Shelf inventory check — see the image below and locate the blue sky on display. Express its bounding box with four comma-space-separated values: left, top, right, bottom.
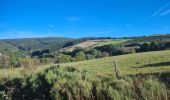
0, 0, 170, 39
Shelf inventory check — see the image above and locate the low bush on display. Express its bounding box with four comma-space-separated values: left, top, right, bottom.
0, 65, 168, 100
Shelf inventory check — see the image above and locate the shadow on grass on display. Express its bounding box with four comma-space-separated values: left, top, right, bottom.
130, 72, 170, 88
136, 61, 170, 68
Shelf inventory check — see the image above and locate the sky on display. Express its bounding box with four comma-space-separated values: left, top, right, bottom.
0, 0, 170, 39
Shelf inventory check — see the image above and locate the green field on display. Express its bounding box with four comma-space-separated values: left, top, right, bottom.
1, 50, 170, 99
62, 39, 128, 52
1, 50, 170, 79
62, 50, 170, 76
94, 39, 128, 47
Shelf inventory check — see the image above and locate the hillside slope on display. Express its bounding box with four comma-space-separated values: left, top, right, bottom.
1, 50, 170, 78
62, 50, 170, 76
0, 42, 19, 53
61, 39, 128, 52
125, 34, 170, 44
0, 37, 74, 52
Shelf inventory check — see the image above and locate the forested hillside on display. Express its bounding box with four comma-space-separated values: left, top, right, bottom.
0, 42, 19, 53
0, 37, 75, 52
125, 34, 170, 44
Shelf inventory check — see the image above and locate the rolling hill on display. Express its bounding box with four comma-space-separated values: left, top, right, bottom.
125, 34, 170, 44
0, 37, 114, 53
0, 41, 19, 53
0, 43, 170, 100
61, 39, 128, 52
61, 50, 170, 76
1, 34, 170, 54
0, 37, 75, 52
1, 49, 170, 79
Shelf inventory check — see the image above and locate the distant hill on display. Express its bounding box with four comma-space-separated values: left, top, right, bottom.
125, 34, 170, 44
1, 34, 170, 54
0, 37, 114, 54
0, 41, 19, 53
61, 39, 128, 52
0, 37, 75, 52
63, 37, 114, 48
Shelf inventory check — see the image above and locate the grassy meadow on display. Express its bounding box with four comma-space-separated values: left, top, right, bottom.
1, 50, 170, 79
94, 39, 129, 47
0, 50, 170, 100
61, 50, 170, 76
61, 39, 128, 52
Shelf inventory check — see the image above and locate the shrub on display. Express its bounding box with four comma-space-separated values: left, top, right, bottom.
0, 54, 10, 69
55, 54, 73, 63
101, 52, 110, 57
19, 58, 36, 73
0, 66, 168, 100
150, 41, 159, 51
75, 51, 86, 61
139, 42, 150, 52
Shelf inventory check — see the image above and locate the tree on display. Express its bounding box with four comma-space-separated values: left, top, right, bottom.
150, 41, 159, 51
71, 47, 84, 57
9, 53, 19, 68
119, 47, 136, 54
75, 51, 86, 61
139, 42, 150, 52
86, 54, 93, 60
55, 54, 73, 63
0, 54, 9, 69
19, 58, 31, 68
101, 52, 110, 57
86, 49, 102, 59
164, 42, 170, 49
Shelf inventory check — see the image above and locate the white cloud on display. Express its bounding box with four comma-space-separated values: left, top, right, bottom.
84, 30, 114, 36
96, 30, 114, 34
0, 29, 66, 39
67, 17, 81, 21
160, 9, 170, 16
48, 24, 55, 29
46, 24, 55, 33
151, 2, 170, 17
0, 29, 36, 39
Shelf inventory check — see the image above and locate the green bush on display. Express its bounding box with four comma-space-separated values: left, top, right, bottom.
55, 54, 73, 63
0, 66, 168, 100
75, 51, 86, 61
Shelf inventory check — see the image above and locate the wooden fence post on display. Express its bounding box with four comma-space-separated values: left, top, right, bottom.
113, 60, 120, 77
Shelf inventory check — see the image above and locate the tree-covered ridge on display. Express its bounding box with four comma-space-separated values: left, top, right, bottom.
125, 34, 170, 44
0, 37, 75, 52
0, 42, 19, 53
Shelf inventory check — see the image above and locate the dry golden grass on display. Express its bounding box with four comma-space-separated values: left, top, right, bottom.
61, 39, 128, 52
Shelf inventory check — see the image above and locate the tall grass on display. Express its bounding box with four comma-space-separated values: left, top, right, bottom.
0, 65, 168, 100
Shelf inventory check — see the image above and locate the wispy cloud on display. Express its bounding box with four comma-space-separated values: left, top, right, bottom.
0, 29, 36, 39
151, 2, 170, 17
46, 24, 55, 33
0, 29, 66, 39
160, 9, 170, 16
48, 24, 55, 29
67, 17, 81, 21
95, 30, 114, 34
0, 24, 57, 39
84, 30, 114, 36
